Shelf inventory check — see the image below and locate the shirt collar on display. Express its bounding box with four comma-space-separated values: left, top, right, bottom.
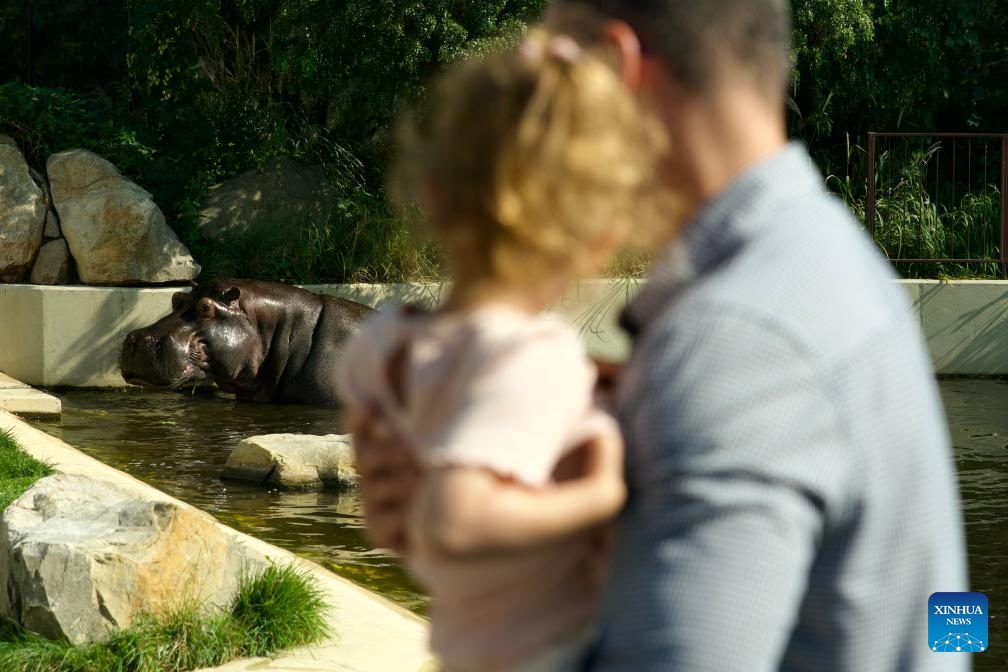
621, 141, 825, 337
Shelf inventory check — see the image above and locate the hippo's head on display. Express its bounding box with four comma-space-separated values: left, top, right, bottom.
119, 281, 262, 393
121, 278, 372, 403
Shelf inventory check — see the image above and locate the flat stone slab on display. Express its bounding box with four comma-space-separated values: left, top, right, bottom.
0, 372, 60, 418
223, 434, 358, 491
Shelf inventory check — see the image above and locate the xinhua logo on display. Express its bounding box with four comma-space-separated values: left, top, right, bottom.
929, 592, 988, 653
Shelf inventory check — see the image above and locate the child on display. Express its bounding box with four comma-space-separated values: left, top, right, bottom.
338, 25, 670, 672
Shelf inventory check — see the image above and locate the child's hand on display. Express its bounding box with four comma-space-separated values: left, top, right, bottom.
348, 405, 422, 554
578, 426, 627, 518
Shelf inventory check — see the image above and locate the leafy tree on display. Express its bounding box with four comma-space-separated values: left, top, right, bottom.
790, 0, 1006, 154
0, 1, 128, 90
790, 0, 874, 142
123, 0, 545, 185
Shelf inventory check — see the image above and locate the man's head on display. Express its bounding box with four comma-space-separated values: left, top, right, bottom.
556, 0, 793, 102
547, 1, 793, 204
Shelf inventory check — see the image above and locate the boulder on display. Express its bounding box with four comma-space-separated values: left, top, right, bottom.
0, 473, 252, 645
223, 433, 358, 491
30, 238, 70, 285
0, 134, 18, 149
47, 149, 200, 285
42, 208, 62, 239
198, 156, 336, 239
0, 144, 46, 282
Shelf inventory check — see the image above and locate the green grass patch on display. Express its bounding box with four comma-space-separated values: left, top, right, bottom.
231, 562, 330, 657
0, 562, 329, 672
0, 428, 56, 511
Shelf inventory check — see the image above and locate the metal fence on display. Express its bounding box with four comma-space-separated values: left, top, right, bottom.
865, 132, 1008, 277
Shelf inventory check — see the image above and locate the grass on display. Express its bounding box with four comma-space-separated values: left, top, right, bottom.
0, 428, 55, 510
0, 562, 329, 672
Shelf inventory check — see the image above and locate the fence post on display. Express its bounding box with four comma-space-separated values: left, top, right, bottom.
866, 132, 877, 240
1001, 135, 1007, 278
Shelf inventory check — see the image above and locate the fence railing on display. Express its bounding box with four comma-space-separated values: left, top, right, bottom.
865, 132, 1008, 278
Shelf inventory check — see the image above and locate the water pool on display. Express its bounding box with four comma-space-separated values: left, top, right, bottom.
32, 388, 426, 613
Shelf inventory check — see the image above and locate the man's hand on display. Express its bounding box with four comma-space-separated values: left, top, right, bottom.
348, 407, 421, 554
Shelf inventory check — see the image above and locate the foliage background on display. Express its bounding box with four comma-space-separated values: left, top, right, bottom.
0, 0, 1005, 280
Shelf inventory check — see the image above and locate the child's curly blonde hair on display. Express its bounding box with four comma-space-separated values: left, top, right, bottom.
391, 24, 670, 291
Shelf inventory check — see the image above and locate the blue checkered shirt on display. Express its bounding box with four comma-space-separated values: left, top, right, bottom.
590, 143, 970, 671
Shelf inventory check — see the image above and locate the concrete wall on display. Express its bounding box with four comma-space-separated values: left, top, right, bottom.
902, 280, 1008, 376
0, 285, 184, 387
0, 279, 1005, 386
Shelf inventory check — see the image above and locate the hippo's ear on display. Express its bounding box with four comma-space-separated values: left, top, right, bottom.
223, 287, 241, 304
171, 292, 191, 310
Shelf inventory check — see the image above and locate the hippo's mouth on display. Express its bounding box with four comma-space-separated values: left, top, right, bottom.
162, 336, 210, 389
121, 334, 210, 390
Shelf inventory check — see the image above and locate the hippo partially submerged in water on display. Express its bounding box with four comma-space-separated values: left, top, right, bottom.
119, 279, 374, 404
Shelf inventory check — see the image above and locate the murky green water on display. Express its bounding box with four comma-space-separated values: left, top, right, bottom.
940, 378, 1008, 670
31, 380, 1007, 667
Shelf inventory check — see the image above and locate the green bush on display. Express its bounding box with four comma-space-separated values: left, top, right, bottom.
193, 187, 445, 284
0, 82, 208, 238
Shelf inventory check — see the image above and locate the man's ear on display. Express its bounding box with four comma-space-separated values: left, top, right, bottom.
602, 20, 643, 90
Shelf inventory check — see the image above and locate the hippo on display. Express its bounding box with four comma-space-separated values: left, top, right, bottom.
119, 279, 374, 404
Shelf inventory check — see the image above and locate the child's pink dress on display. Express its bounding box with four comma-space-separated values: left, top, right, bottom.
337, 303, 617, 671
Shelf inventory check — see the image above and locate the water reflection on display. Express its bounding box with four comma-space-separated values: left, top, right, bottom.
32, 380, 1007, 666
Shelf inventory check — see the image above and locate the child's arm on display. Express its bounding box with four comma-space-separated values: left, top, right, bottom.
409, 424, 625, 557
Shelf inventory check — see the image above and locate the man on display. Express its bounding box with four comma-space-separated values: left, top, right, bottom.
354, 1, 969, 669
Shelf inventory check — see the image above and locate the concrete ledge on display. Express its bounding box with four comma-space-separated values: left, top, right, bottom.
1, 279, 1007, 382
0, 408, 435, 671
0, 372, 61, 419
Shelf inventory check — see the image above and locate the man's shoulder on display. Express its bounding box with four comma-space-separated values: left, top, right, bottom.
662, 191, 913, 366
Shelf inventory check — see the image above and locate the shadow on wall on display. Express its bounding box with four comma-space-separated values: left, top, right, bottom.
62, 287, 176, 387
0, 285, 182, 388
913, 282, 1008, 375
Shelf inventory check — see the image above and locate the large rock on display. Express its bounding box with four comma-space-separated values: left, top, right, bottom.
198, 156, 336, 239
0, 143, 46, 282
42, 208, 62, 239
30, 238, 70, 285
47, 149, 200, 284
0, 473, 252, 645
223, 433, 358, 491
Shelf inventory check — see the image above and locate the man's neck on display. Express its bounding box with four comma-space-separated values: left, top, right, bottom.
650, 78, 789, 210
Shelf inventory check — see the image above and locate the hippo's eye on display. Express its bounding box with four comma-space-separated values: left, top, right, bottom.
196, 298, 215, 319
